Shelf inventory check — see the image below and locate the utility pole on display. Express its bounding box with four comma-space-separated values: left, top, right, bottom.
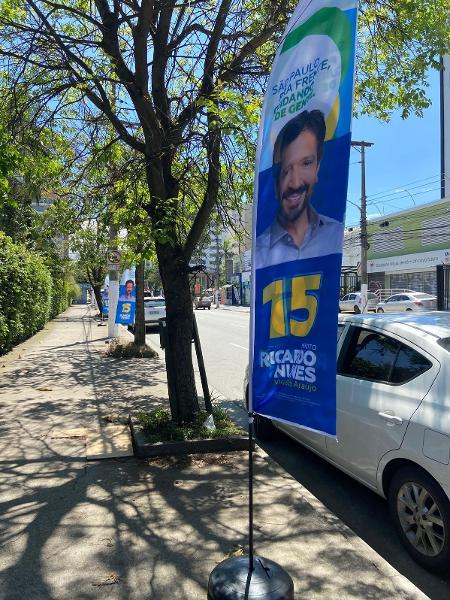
351, 140, 373, 313
215, 233, 220, 309
107, 225, 119, 339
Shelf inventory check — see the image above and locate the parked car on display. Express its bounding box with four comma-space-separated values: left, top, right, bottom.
194, 296, 212, 310
376, 292, 437, 313
245, 312, 450, 572
144, 296, 166, 328
339, 291, 378, 313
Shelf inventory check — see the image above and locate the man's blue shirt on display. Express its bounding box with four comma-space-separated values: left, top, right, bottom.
255, 208, 343, 269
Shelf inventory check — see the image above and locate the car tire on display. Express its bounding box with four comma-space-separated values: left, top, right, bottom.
254, 413, 277, 441
208, 306, 211, 310
353, 305, 361, 314
388, 465, 450, 573
377, 308, 384, 313
406, 308, 413, 311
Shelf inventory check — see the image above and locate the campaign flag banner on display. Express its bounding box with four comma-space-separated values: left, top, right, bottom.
101, 285, 109, 315
102, 298, 109, 316
115, 268, 136, 325
250, 0, 358, 436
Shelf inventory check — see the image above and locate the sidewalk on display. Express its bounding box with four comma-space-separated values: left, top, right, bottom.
216, 304, 250, 313
0, 305, 428, 600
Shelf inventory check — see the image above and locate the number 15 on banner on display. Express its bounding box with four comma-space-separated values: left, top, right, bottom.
263, 274, 322, 339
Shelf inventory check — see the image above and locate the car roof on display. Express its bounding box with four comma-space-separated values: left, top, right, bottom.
338, 311, 450, 341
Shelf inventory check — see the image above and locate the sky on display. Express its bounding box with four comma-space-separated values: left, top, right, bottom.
345, 68, 443, 228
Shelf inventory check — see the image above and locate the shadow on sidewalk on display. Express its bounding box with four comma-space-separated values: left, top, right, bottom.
0, 448, 396, 600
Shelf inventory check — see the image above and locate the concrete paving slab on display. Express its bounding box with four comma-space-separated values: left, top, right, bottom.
86, 424, 133, 460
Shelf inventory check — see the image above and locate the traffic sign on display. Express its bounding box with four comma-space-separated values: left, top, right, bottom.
108, 250, 121, 264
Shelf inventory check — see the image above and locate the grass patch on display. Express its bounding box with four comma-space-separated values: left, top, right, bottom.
135, 407, 245, 443
105, 340, 157, 359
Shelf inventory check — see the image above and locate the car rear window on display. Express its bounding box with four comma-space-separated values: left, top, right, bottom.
145, 299, 165, 307
390, 344, 432, 383
339, 330, 399, 382
339, 326, 432, 384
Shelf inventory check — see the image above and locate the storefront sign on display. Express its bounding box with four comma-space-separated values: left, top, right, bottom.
368, 248, 450, 273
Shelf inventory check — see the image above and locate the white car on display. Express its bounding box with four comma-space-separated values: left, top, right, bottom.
247, 312, 450, 572
376, 292, 437, 313
144, 296, 166, 328
339, 291, 378, 313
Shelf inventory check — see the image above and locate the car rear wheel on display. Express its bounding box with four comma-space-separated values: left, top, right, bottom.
254, 413, 277, 441
377, 308, 384, 313
406, 308, 413, 311
388, 466, 450, 573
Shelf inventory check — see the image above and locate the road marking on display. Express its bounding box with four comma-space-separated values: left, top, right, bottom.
230, 343, 248, 351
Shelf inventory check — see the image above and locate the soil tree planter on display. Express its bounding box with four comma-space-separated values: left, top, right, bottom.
129, 415, 253, 458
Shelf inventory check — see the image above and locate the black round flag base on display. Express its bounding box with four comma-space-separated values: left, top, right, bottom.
207, 555, 294, 600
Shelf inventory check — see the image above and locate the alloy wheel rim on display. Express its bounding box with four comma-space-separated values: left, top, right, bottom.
397, 482, 445, 557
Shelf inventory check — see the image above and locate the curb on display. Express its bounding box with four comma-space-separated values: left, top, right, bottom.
129, 415, 253, 458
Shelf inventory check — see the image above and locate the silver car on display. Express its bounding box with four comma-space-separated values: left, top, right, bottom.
144, 296, 166, 327
376, 292, 437, 313
245, 312, 450, 573
339, 291, 378, 313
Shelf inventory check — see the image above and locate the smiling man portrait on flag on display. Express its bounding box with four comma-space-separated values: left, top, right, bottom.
250, 0, 358, 436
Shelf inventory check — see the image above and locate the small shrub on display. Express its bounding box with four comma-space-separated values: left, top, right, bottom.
136, 407, 244, 443
105, 340, 157, 359
0, 232, 52, 354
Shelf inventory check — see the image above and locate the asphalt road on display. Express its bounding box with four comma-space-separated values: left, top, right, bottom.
147, 307, 250, 402
147, 308, 450, 598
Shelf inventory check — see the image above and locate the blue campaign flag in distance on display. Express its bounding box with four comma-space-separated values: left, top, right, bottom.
250, 0, 358, 436
115, 270, 136, 325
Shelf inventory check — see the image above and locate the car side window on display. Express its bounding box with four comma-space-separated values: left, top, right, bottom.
391, 344, 432, 384
342, 294, 349, 301
339, 326, 433, 385
339, 328, 399, 382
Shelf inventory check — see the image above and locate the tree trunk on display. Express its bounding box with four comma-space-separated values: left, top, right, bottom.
134, 261, 146, 345
157, 241, 199, 424
92, 284, 103, 314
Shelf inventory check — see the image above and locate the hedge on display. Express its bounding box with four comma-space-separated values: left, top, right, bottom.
0, 232, 54, 354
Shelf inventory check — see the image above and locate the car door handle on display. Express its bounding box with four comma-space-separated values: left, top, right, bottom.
378, 411, 403, 425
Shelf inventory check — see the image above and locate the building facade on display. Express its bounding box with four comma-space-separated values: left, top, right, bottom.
367, 197, 450, 294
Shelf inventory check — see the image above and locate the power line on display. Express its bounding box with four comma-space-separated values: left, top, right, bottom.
364, 173, 448, 201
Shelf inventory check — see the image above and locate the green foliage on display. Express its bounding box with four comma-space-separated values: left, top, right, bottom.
46, 259, 79, 317
0, 232, 52, 354
356, 0, 450, 119
136, 407, 244, 443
